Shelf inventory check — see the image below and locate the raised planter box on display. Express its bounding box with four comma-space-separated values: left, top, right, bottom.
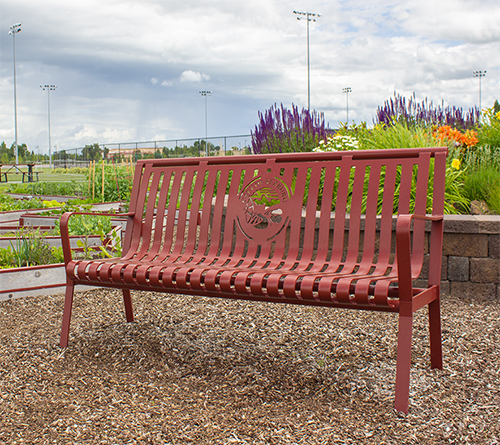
6, 193, 80, 202
19, 213, 126, 230
0, 234, 102, 249
0, 264, 99, 301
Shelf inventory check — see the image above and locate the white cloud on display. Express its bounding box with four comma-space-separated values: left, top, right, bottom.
398, 0, 500, 44
0, 0, 498, 150
179, 70, 211, 83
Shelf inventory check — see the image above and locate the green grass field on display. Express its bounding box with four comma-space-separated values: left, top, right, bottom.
0, 167, 87, 193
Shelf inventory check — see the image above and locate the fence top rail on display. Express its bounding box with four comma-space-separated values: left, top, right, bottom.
58, 134, 252, 154
136, 146, 448, 168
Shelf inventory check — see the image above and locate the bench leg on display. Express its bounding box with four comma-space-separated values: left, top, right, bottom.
123, 289, 134, 322
428, 299, 443, 369
394, 314, 413, 414
60, 281, 75, 348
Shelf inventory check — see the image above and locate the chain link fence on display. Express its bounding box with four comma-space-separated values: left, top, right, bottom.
53, 135, 252, 168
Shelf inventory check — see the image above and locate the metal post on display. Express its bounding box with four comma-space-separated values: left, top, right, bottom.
199, 91, 212, 156
9, 23, 21, 164
306, 16, 310, 110
40, 85, 57, 168
473, 70, 486, 121
293, 11, 320, 110
342, 87, 352, 124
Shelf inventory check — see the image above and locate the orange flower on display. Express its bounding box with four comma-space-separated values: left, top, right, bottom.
433, 126, 478, 149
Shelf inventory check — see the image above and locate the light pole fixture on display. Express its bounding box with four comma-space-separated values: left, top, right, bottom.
199, 91, 212, 156
8, 23, 21, 164
293, 10, 321, 110
473, 70, 486, 120
40, 85, 57, 168
342, 87, 352, 124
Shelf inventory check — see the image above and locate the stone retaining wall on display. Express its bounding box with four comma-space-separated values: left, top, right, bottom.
416, 215, 500, 300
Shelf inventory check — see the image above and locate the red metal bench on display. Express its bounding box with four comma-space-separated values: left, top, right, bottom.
59, 147, 447, 413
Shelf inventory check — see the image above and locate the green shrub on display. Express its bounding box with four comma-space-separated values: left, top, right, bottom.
478, 108, 500, 148
5, 181, 86, 197
463, 166, 500, 214
359, 122, 439, 150
87, 164, 132, 202
50, 167, 88, 175
53, 214, 113, 236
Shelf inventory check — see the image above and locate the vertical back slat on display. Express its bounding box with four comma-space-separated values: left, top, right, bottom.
135, 168, 163, 259
195, 164, 217, 260
169, 169, 194, 256
330, 157, 352, 266
148, 169, 172, 259
123, 164, 154, 259
299, 164, 323, 266
397, 162, 414, 215
183, 168, 207, 258
205, 167, 231, 259
284, 164, 309, 265
311, 162, 337, 270
408, 153, 431, 275
360, 162, 382, 267
432, 152, 447, 215
343, 163, 367, 271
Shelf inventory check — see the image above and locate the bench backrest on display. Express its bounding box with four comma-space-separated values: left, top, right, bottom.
123, 148, 447, 278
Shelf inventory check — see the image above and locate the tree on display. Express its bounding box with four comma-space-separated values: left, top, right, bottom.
82, 143, 102, 161
493, 100, 500, 114
10, 142, 31, 163
0, 142, 11, 162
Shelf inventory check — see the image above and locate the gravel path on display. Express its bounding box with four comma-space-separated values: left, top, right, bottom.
0, 289, 499, 444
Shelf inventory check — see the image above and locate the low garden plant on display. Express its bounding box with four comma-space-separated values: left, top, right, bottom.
251, 103, 331, 154
0, 192, 62, 212
0, 228, 64, 269
252, 98, 500, 215
4, 180, 86, 197
0, 212, 121, 269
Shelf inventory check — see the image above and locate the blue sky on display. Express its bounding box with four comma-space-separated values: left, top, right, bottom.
1, 0, 499, 154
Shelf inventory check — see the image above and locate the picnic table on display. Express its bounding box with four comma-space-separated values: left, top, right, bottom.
0, 164, 40, 183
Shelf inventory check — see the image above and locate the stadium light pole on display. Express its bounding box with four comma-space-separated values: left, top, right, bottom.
342, 87, 352, 124
9, 23, 21, 164
40, 85, 57, 168
293, 11, 321, 110
199, 91, 212, 156
473, 70, 486, 121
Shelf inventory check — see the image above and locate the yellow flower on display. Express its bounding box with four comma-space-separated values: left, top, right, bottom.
451, 158, 461, 170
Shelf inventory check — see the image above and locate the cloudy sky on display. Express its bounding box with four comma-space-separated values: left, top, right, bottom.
1, 0, 499, 154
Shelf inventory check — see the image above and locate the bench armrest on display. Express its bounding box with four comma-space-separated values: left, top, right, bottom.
396, 214, 444, 304
60, 211, 134, 265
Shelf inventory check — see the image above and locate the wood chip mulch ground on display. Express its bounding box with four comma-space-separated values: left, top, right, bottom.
0, 289, 499, 444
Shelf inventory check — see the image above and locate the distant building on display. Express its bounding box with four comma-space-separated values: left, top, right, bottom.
107, 147, 159, 160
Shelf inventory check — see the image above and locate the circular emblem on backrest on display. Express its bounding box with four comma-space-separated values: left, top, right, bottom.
236, 175, 292, 241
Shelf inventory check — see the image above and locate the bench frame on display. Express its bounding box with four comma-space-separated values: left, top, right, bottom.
59, 147, 448, 413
